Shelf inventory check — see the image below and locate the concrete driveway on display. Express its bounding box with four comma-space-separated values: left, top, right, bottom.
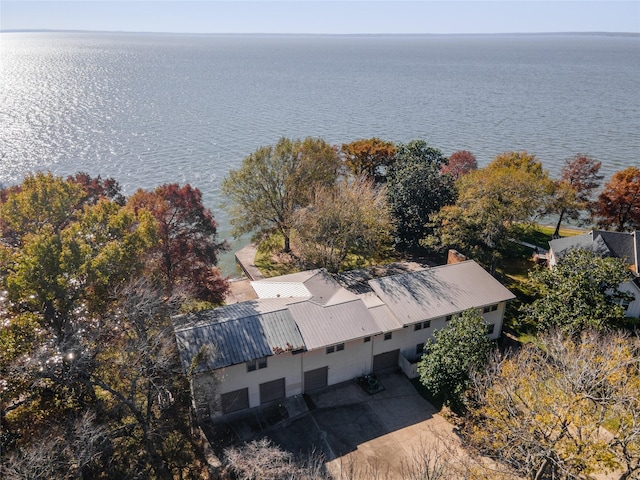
226, 372, 464, 479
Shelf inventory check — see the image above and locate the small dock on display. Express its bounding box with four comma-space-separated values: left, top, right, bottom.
224, 244, 264, 305
234, 243, 265, 281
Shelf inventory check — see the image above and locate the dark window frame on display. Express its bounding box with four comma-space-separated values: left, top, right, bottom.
247, 356, 268, 372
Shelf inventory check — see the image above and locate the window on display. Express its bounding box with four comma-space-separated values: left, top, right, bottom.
326, 346, 335, 354
615, 296, 631, 311
483, 304, 499, 313
336, 343, 345, 352
423, 320, 431, 328
414, 323, 422, 331
486, 324, 495, 335
326, 343, 344, 354
416, 343, 425, 356
445, 315, 453, 322
247, 356, 268, 372
384, 332, 392, 341
363, 336, 371, 343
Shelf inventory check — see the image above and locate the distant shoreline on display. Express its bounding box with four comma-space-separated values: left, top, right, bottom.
2, 29, 639, 38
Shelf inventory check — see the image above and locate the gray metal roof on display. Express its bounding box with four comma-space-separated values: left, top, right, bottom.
368, 303, 404, 332
368, 260, 515, 325
303, 270, 344, 305
173, 261, 516, 373
288, 298, 382, 350
174, 301, 304, 373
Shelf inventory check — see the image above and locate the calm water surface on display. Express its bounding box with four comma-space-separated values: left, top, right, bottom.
1, 33, 639, 274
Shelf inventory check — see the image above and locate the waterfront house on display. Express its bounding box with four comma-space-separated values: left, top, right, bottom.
548, 230, 640, 317
173, 260, 515, 418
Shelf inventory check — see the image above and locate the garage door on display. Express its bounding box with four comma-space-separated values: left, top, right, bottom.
221, 388, 249, 414
373, 349, 399, 373
304, 367, 328, 392
259, 378, 286, 405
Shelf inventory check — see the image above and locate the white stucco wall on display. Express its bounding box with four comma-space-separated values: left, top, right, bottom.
214, 350, 303, 412
302, 337, 373, 387
371, 328, 404, 356
482, 302, 506, 340
197, 302, 509, 418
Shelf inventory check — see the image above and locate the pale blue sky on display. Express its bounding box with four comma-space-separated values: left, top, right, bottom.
2, 1, 639, 34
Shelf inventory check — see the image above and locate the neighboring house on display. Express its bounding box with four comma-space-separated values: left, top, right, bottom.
173, 260, 515, 419
548, 230, 640, 317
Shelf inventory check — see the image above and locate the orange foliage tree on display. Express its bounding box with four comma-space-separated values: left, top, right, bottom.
592, 166, 640, 231
341, 137, 396, 182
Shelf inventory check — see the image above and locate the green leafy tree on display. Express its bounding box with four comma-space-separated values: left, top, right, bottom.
0, 171, 84, 244
293, 177, 394, 273
341, 137, 396, 182
523, 248, 632, 333
386, 140, 455, 250
417, 309, 492, 411
222, 137, 341, 252
427, 151, 554, 270
3, 200, 157, 334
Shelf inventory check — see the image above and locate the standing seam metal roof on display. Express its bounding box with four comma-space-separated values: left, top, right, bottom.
174, 305, 304, 373
288, 298, 382, 350
368, 260, 516, 325
173, 261, 515, 373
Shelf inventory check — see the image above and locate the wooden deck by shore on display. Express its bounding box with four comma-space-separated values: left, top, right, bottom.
224, 244, 264, 305
234, 243, 264, 281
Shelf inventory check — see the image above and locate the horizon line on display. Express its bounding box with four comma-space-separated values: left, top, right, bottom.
2, 29, 639, 37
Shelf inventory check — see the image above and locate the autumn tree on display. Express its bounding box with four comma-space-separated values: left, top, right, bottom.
128, 183, 229, 304
341, 137, 396, 182
222, 137, 341, 252
293, 177, 394, 273
441, 150, 477, 180
0, 171, 84, 243
523, 248, 632, 333
427, 151, 554, 270
417, 309, 492, 411
592, 166, 640, 231
67, 171, 126, 206
465, 329, 640, 480
1, 173, 214, 479
548, 154, 602, 237
2, 190, 157, 333
386, 140, 456, 250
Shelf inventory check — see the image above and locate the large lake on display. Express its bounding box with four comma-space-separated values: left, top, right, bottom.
1, 32, 639, 274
